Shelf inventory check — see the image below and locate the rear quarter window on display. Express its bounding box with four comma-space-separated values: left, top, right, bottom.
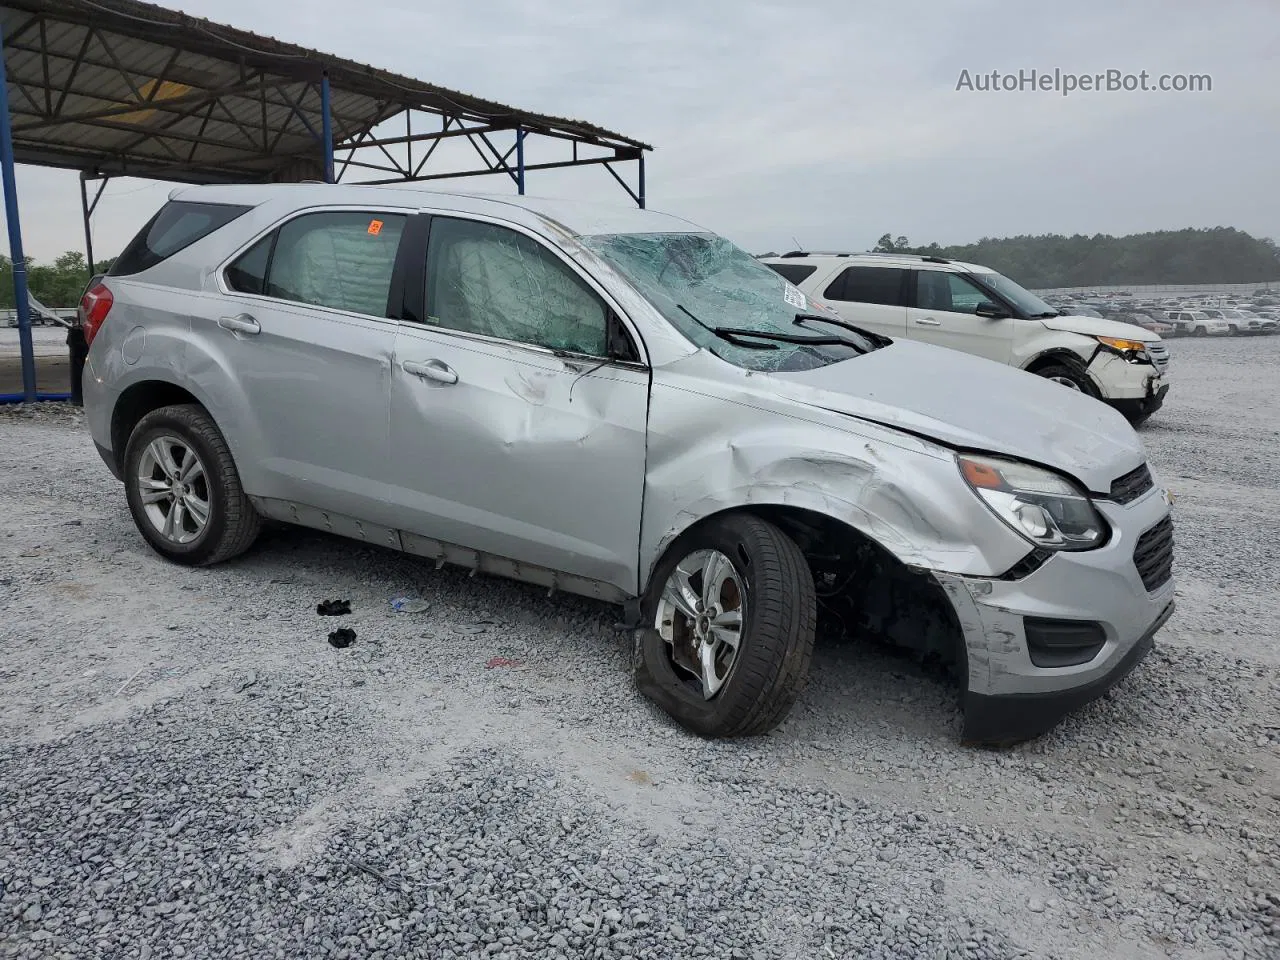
765, 262, 818, 285
110, 200, 252, 277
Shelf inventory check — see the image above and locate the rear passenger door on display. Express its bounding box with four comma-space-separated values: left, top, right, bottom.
818, 265, 908, 337
208, 208, 410, 520
905, 270, 1013, 363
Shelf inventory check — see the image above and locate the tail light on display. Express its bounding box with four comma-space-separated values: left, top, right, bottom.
79, 281, 114, 346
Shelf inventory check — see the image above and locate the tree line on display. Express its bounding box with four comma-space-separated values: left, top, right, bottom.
0, 253, 116, 309
868, 227, 1280, 288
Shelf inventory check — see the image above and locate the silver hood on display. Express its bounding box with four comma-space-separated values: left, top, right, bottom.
767, 339, 1145, 494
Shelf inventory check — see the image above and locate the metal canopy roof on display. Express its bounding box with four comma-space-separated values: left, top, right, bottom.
0, 0, 651, 191
0, 0, 653, 403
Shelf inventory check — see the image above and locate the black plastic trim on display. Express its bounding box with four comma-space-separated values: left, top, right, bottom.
1024, 617, 1107, 668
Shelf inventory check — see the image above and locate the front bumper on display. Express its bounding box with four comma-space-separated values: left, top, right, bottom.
1109, 382, 1169, 422
960, 601, 1171, 743
1086, 350, 1168, 407
934, 486, 1175, 743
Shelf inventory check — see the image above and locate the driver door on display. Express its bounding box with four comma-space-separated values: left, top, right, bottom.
906, 270, 1013, 363
388, 215, 650, 595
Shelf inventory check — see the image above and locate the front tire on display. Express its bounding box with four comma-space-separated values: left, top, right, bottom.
1034, 360, 1096, 396
635, 513, 817, 738
123, 404, 260, 566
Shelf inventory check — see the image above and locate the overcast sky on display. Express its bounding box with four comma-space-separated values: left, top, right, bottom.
4, 0, 1278, 262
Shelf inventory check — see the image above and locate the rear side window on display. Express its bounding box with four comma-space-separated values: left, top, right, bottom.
226, 211, 407, 317
824, 266, 907, 306
765, 262, 817, 285
110, 201, 251, 277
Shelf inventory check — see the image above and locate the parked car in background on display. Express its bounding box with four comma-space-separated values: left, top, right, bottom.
762, 252, 1170, 425
1072, 305, 1107, 319
1167, 311, 1230, 336
1202, 309, 1272, 335
81, 184, 1176, 745
1120, 313, 1175, 336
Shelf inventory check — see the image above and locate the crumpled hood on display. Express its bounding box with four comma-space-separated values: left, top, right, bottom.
767, 339, 1144, 493
1040, 313, 1161, 342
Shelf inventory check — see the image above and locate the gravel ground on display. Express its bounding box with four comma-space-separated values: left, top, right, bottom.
1, 336, 1277, 960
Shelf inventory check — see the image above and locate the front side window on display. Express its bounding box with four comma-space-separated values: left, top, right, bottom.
257, 211, 407, 317
425, 217, 607, 356
581, 232, 877, 372
916, 271, 990, 314
970, 270, 1058, 318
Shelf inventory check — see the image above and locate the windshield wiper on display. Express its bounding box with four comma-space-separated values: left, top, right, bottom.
1030, 310, 1060, 319
676, 304, 865, 351
793, 312, 890, 349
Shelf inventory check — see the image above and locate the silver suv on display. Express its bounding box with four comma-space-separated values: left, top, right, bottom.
82, 185, 1175, 743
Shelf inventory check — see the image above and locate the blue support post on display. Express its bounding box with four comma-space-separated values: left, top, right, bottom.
515, 127, 526, 195
0, 21, 37, 401
637, 153, 646, 209
320, 71, 334, 183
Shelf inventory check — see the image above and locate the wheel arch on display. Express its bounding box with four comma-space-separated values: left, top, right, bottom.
643, 503, 966, 672
1022, 348, 1103, 398
110, 380, 203, 476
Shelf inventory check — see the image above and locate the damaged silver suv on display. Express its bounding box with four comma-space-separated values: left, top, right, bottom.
82, 185, 1175, 744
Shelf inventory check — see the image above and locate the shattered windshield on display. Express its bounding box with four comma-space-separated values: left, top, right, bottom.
580, 232, 874, 371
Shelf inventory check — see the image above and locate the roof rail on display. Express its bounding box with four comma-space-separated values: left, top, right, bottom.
776, 251, 954, 264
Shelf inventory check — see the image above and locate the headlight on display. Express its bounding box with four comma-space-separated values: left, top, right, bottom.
958, 454, 1108, 551
1096, 335, 1150, 361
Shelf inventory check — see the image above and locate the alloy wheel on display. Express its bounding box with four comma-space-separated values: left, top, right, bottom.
136, 435, 210, 544
654, 549, 746, 699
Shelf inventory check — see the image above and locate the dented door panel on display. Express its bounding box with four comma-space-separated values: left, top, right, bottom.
389, 326, 648, 593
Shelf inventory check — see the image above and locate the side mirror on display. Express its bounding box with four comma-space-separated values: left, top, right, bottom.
975, 301, 1010, 320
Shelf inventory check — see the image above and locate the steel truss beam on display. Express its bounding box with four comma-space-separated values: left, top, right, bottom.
332, 109, 646, 207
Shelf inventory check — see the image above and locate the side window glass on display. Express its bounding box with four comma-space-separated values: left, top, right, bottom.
425, 217, 608, 356
767, 263, 817, 285
225, 235, 273, 294
265, 211, 406, 317
917, 272, 988, 314
828, 266, 905, 305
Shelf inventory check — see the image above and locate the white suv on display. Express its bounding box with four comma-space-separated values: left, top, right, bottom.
763, 253, 1170, 425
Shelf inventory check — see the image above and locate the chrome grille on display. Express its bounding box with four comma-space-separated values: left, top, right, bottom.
1145, 342, 1170, 373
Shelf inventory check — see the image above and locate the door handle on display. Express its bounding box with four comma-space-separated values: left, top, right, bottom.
402, 359, 458, 385
218, 314, 260, 335
913, 317, 942, 326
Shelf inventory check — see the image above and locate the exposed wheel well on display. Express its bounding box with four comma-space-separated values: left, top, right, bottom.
110, 381, 202, 474
1024, 349, 1087, 375
653, 505, 965, 675
1024, 350, 1100, 397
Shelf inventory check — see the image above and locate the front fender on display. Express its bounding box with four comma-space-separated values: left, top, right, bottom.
639, 379, 1032, 592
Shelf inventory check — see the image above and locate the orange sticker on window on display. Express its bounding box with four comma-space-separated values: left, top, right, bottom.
367, 219, 383, 235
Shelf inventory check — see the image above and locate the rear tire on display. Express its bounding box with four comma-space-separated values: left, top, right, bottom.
123, 404, 260, 566
1193, 326, 1207, 337
635, 513, 817, 738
